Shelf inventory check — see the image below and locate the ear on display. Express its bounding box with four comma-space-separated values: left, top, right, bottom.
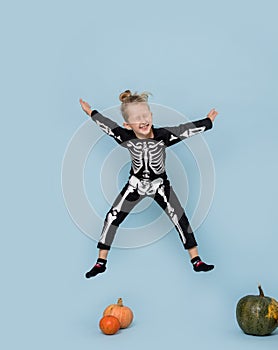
123, 122, 132, 130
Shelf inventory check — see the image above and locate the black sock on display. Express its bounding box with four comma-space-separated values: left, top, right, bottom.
85, 258, 107, 278
191, 256, 214, 272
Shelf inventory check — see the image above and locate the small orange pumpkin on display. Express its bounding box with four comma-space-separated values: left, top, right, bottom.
99, 315, 120, 335
103, 298, 133, 328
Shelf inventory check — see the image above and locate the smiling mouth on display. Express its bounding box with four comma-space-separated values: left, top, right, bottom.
139, 123, 149, 129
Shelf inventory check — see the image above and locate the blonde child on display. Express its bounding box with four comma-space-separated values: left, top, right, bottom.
80, 90, 218, 277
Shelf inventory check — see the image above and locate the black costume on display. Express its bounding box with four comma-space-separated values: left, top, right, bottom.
90, 110, 213, 251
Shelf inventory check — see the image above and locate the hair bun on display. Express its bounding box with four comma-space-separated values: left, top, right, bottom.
119, 90, 132, 102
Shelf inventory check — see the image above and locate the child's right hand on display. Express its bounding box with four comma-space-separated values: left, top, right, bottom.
80, 98, 93, 116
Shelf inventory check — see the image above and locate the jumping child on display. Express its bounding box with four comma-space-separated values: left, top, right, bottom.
79, 90, 218, 277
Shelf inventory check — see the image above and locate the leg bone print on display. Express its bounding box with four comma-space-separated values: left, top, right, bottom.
156, 185, 186, 245
99, 182, 137, 246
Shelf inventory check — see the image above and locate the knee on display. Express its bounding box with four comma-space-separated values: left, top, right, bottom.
105, 207, 126, 225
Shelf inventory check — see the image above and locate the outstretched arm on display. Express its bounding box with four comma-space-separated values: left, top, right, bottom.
79, 98, 129, 144
164, 108, 218, 146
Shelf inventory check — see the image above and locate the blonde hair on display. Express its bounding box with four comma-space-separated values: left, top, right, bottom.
119, 90, 152, 122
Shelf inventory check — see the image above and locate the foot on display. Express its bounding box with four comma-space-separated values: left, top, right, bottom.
191, 256, 214, 272
85, 258, 107, 278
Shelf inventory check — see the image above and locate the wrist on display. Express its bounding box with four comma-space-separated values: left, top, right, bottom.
90, 109, 98, 117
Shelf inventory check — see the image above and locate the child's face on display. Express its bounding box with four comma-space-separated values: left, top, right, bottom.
123, 103, 153, 139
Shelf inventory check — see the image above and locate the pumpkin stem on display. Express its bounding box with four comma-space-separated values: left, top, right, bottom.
117, 298, 123, 307
258, 284, 264, 297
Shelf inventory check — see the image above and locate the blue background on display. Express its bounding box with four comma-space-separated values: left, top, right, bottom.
1, 0, 278, 349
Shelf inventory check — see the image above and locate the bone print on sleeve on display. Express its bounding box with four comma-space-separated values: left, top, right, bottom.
163, 117, 213, 147
90, 110, 131, 145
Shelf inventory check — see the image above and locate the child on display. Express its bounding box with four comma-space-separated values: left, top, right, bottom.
79, 90, 218, 278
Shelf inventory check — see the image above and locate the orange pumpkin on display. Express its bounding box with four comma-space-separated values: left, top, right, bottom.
99, 315, 120, 335
103, 298, 133, 328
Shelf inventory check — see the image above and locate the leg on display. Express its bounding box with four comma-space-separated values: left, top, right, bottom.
85, 180, 143, 278
97, 180, 143, 249
99, 249, 109, 259
153, 180, 197, 249
153, 181, 214, 272
188, 246, 199, 260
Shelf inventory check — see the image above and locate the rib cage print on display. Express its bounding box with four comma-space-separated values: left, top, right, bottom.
126, 140, 166, 177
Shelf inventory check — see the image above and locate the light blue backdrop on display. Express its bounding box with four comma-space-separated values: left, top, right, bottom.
1, 0, 278, 349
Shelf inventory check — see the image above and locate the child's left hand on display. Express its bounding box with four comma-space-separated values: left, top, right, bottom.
207, 108, 218, 122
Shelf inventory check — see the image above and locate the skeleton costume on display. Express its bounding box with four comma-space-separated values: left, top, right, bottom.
90, 110, 213, 251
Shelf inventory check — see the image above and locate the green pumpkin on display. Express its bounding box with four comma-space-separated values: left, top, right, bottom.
236, 285, 278, 336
